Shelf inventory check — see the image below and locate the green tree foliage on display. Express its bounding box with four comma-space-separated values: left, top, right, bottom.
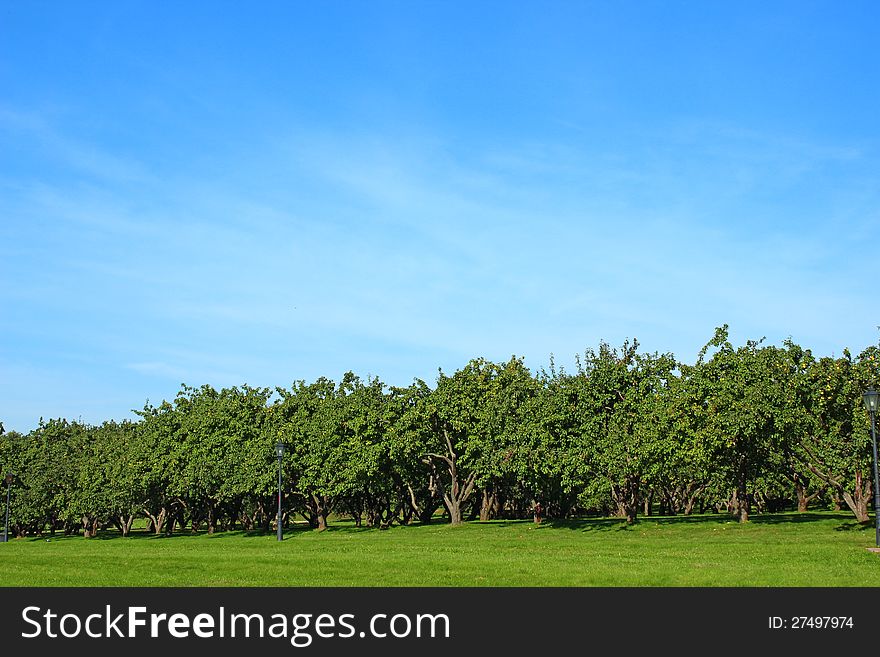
694, 327, 795, 522
794, 347, 876, 521
565, 341, 676, 524
3, 328, 879, 536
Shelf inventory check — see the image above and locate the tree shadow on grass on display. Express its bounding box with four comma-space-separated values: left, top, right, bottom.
748, 512, 853, 525
410, 516, 757, 533
44, 523, 322, 541
833, 522, 872, 533
528, 516, 729, 533
464, 518, 634, 532
535, 511, 858, 533
27, 519, 434, 542
24, 511, 862, 541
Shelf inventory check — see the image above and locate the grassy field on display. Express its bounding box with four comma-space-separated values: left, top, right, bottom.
3, 512, 880, 586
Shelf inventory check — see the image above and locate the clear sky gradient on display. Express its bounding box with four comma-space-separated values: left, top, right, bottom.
2, 2, 879, 431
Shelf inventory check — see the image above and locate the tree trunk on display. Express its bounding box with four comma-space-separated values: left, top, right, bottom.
311, 493, 331, 530
680, 482, 706, 516
611, 480, 639, 524
240, 510, 254, 531
801, 449, 870, 522
842, 471, 871, 523
793, 474, 824, 512
798, 443, 870, 523
447, 498, 463, 525
737, 483, 750, 523
144, 507, 167, 535
117, 514, 134, 537
410, 477, 442, 524
424, 427, 477, 526
256, 500, 272, 532
82, 516, 99, 538
479, 489, 497, 522
165, 515, 177, 536
795, 476, 808, 512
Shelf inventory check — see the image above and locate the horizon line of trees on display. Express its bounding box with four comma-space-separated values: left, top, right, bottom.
1, 325, 878, 538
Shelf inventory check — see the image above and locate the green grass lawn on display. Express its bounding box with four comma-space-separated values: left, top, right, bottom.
3, 512, 879, 586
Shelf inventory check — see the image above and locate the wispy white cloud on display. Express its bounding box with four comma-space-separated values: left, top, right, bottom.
0, 106, 155, 185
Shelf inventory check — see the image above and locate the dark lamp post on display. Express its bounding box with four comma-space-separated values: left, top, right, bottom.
864, 388, 880, 413
3, 473, 13, 543
863, 388, 880, 547
275, 442, 285, 542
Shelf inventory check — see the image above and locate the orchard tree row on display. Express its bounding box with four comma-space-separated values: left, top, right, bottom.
1, 325, 878, 538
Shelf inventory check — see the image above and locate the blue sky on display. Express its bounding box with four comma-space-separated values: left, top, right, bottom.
2, 2, 879, 431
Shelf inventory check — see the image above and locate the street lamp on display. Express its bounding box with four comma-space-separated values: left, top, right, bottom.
863, 387, 880, 547
2, 473, 13, 543
275, 442, 285, 542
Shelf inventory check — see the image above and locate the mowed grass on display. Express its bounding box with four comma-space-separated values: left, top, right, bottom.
3, 512, 880, 586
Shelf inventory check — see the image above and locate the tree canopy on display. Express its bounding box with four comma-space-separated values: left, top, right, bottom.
1, 327, 878, 537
